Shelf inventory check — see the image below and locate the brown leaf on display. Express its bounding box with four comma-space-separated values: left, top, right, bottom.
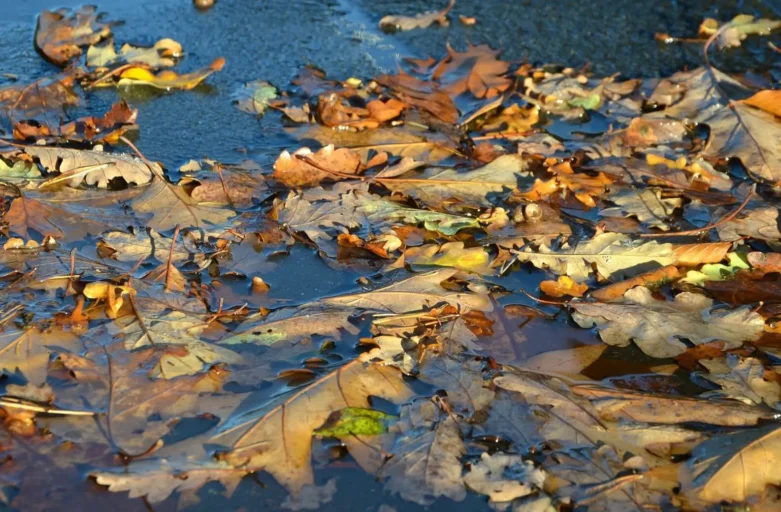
672, 242, 731, 266
516, 161, 614, 208
366, 98, 405, 123
571, 385, 774, 426
218, 361, 413, 495
273, 145, 363, 188
591, 265, 681, 302
375, 71, 459, 123
748, 251, 781, 274
34, 6, 111, 67
0, 72, 79, 121
432, 44, 511, 99
378, 0, 455, 32
744, 89, 781, 118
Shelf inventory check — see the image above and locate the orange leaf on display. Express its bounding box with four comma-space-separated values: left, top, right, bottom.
744, 90, 781, 118
540, 276, 588, 298
672, 242, 731, 266
590, 265, 681, 302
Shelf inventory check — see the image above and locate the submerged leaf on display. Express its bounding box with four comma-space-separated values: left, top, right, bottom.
571, 286, 765, 357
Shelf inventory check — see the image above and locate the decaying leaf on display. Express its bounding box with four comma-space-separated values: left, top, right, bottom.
24, 145, 157, 188
273, 145, 362, 188
34, 6, 111, 67
599, 188, 682, 231
571, 286, 765, 357
217, 361, 413, 495
86, 38, 182, 68
379, 0, 455, 32
681, 423, 781, 503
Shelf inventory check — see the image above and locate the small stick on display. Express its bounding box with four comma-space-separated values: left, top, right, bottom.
638, 184, 754, 238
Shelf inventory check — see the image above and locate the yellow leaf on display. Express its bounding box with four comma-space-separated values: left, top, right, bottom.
539, 275, 588, 298
117, 57, 225, 90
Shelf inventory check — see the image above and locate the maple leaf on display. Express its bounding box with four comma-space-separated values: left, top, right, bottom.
432, 44, 512, 99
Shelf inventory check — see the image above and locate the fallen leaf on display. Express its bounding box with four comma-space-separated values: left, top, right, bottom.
681, 423, 781, 503
402, 242, 492, 275
599, 188, 682, 231
131, 178, 234, 231
464, 453, 545, 503
379, 400, 467, 505
539, 276, 588, 298
232, 80, 278, 116
697, 355, 781, 409
748, 251, 781, 273
86, 38, 182, 68
218, 361, 413, 496
378, 153, 529, 207
432, 43, 512, 99
322, 268, 492, 313
273, 145, 362, 188
116, 57, 225, 90
34, 6, 111, 67
379, 0, 455, 32
590, 265, 680, 302
571, 286, 765, 357
24, 145, 156, 188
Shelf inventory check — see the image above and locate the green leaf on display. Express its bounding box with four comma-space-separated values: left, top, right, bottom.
314, 407, 397, 438
233, 80, 278, 116
567, 93, 601, 110
682, 252, 750, 285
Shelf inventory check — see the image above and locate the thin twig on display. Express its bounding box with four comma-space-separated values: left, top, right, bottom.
638, 184, 754, 237
119, 135, 164, 179
0, 397, 95, 416
294, 154, 366, 180
165, 225, 181, 292
702, 25, 772, 185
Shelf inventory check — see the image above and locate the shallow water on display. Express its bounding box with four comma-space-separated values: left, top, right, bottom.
1, 0, 780, 510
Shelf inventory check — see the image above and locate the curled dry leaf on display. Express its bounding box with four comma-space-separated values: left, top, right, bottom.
34, 6, 111, 67
590, 265, 680, 302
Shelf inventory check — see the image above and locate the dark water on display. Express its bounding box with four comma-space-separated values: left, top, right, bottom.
1, 0, 780, 510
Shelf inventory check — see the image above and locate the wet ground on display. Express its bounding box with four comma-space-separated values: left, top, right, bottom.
1, 0, 780, 510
